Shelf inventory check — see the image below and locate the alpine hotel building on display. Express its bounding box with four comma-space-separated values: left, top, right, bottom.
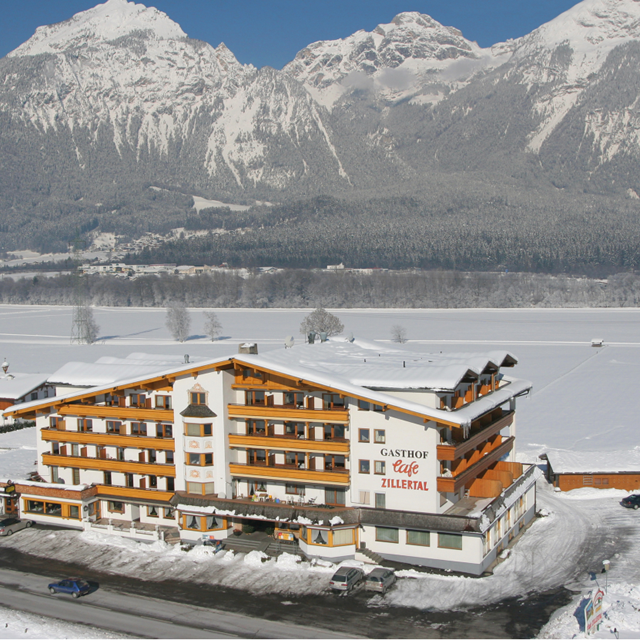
5, 339, 536, 575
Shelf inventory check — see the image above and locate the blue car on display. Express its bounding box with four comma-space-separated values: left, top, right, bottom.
48, 578, 91, 598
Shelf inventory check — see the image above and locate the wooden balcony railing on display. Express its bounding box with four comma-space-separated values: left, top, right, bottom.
437, 436, 515, 494
95, 485, 174, 502
41, 428, 175, 451
228, 434, 349, 454
57, 404, 174, 422
42, 453, 176, 477
437, 411, 514, 461
229, 463, 350, 486
227, 404, 349, 423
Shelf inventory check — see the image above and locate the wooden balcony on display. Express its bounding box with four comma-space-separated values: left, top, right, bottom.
228, 434, 349, 454
229, 463, 350, 486
95, 485, 174, 502
41, 428, 175, 451
436, 436, 515, 494
437, 411, 514, 461
227, 404, 349, 424
42, 453, 176, 477
57, 404, 174, 422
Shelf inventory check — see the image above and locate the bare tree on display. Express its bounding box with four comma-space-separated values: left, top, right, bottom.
203, 311, 222, 341
300, 306, 344, 337
166, 302, 191, 342
391, 324, 407, 343
71, 304, 100, 344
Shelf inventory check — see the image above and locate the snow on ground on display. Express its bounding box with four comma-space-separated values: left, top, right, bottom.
1, 480, 638, 620
0, 605, 128, 639
0, 427, 38, 481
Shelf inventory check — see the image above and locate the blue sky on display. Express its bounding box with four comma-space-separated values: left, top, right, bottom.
1, 0, 579, 68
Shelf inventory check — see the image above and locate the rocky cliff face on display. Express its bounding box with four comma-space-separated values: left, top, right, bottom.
1, 0, 640, 252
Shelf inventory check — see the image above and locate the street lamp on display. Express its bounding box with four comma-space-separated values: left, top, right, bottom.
602, 559, 610, 593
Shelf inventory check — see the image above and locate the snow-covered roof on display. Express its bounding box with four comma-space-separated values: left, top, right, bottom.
546, 448, 640, 475
48, 352, 206, 388
246, 338, 516, 392
8, 339, 531, 427
0, 373, 50, 400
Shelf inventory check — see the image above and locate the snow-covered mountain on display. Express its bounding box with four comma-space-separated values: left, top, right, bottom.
2, 0, 640, 253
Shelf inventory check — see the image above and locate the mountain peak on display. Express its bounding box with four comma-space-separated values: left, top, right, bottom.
8, 0, 187, 57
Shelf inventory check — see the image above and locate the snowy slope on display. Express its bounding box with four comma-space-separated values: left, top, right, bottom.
284, 11, 497, 108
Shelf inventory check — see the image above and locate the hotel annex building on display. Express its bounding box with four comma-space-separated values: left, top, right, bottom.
5, 339, 536, 575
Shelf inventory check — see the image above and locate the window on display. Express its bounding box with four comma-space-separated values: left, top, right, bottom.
130, 393, 146, 407
117, 447, 125, 461
108, 501, 124, 513
332, 529, 354, 546
438, 533, 463, 550
166, 478, 175, 491
246, 390, 265, 406
205, 515, 221, 530
407, 530, 430, 546
284, 422, 304, 438
31, 392, 38, 401
68, 505, 80, 519
359, 491, 370, 505
284, 392, 303, 407
324, 424, 345, 440
286, 452, 305, 468
26, 500, 44, 514
125, 473, 134, 488
203, 482, 215, 495
374, 430, 386, 444
376, 527, 398, 543
148, 506, 158, 518
186, 424, 212, 437
186, 482, 203, 495
359, 460, 370, 474
310, 528, 328, 545
372, 404, 384, 412
51, 467, 59, 483
323, 394, 345, 409
156, 424, 173, 438
103, 471, 112, 486
359, 429, 370, 443
187, 453, 213, 466
325, 455, 345, 470
72, 468, 80, 485
164, 508, 174, 519
186, 515, 201, 530
131, 422, 147, 436
77, 419, 93, 432
50, 416, 64, 430
286, 484, 304, 495
155, 395, 172, 409
191, 392, 206, 405
166, 451, 174, 464
325, 488, 346, 505
358, 399, 370, 411
106, 421, 121, 434
374, 461, 386, 475
149, 475, 157, 488
375, 493, 386, 509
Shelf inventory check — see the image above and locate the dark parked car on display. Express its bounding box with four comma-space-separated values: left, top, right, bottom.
621, 494, 640, 510
329, 567, 364, 592
0, 517, 33, 536
48, 579, 91, 598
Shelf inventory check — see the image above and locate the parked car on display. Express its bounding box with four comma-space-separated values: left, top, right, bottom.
621, 494, 640, 510
329, 567, 364, 592
48, 579, 91, 598
0, 517, 33, 536
364, 567, 397, 593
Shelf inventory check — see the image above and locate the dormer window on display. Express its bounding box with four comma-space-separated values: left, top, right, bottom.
191, 392, 206, 405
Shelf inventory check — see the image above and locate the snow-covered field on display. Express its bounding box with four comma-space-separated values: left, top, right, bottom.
1, 305, 639, 635
0, 606, 128, 639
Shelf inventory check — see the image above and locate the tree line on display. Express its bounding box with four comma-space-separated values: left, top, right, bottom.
2, 269, 640, 308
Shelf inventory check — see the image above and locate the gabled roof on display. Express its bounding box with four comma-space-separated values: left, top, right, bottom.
5, 340, 531, 428
0, 373, 50, 400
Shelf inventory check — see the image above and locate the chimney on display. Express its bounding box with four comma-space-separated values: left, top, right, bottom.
238, 343, 258, 355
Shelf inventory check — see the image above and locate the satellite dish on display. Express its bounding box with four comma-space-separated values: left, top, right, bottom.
284, 336, 295, 349
346, 332, 354, 343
